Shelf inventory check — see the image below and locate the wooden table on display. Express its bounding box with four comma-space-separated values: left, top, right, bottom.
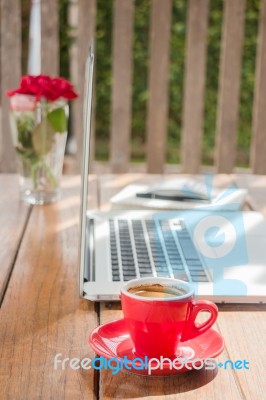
0, 174, 265, 400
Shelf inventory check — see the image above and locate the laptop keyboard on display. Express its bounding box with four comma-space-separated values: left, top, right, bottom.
118, 220, 137, 280
109, 219, 209, 283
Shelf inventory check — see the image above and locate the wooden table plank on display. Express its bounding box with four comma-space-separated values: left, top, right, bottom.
0, 176, 99, 400
222, 174, 266, 399
98, 174, 243, 400
217, 304, 266, 400
0, 175, 31, 304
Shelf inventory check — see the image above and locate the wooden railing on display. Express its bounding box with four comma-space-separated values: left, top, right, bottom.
1, 0, 266, 174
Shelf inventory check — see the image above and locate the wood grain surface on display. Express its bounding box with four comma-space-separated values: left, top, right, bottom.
0, 175, 31, 304
0, 176, 98, 399
217, 304, 266, 400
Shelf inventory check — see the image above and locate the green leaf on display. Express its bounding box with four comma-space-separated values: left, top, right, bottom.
32, 119, 55, 156
47, 107, 67, 133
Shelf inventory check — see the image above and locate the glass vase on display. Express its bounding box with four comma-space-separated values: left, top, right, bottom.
9, 94, 69, 204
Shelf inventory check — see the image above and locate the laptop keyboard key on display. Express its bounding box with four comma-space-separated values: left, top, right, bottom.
191, 276, 208, 282
191, 271, 208, 278
122, 266, 136, 272
157, 272, 171, 277
138, 261, 152, 268
122, 258, 134, 263
171, 265, 186, 271
189, 266, 205, 273
178, 237, 199, 260
109, 220, 121, 281
123, 276, 135, 281
138, 266, 151, 272
186, 259, 203, 267
173, 272, 189, 281
140, 271, 153, 277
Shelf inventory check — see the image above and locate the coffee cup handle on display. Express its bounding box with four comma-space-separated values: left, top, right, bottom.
181, 300, 218, 342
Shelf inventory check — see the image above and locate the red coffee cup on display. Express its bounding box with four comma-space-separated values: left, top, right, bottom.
121, 277, 218, 359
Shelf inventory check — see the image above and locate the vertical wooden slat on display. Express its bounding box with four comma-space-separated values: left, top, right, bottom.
0, 3, 1, 100
0, 2, 1, 171
215, 0, 246, 173
74, 0, 96, 172
41, 0, 59, 75
146, 0, 172, 173
181, 0, 209, 173
251, 0, 266, 174
110, 0, 134, 173
68, 0, 78, 85
0, 0, 21, 172
68, 0, 78, 159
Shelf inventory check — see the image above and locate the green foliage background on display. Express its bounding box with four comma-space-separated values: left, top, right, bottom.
22, 0, 260, 167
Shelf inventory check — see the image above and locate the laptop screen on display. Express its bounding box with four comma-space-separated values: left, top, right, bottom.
79, 44, 94, 295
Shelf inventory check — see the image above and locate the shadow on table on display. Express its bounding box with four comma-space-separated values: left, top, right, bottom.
98, 366, 218, 398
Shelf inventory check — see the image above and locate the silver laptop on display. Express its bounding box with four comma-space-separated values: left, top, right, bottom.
79, 47, 266, 303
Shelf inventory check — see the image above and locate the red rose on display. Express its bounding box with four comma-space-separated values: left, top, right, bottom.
7, 75, 78, 101
36, 75, 57, 101
19, 76, 35, 95
51, 77, 78, 100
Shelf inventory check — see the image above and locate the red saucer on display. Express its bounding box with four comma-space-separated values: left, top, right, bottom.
88, 319, 224, 376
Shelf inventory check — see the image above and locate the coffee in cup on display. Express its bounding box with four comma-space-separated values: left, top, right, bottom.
121, 277, 218, 358
128, 283, 187, 298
